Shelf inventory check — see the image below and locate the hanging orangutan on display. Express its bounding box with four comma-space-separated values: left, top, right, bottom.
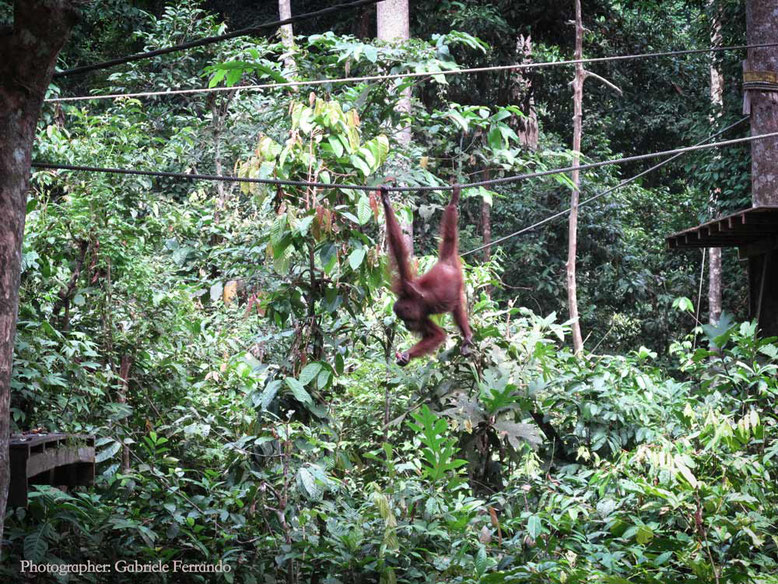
380, 184, 473, 366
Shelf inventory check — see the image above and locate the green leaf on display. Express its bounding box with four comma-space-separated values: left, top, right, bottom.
316, 369, 331, 389
285, 377, 313, 407
349, 247, 366, 270
636, 525, 654, 545
702, 311, 736, 349
24, 525, 49, 562
475, 546, 488, 576
256, 379, 281, 410
96, 441, 121, 462
447, 109, 469, 133
328, 135, 344, 157
299, 363, 322, 385
297, 467, 323, 501
350, 154, 372, 177
672, 296, 694, 313
357, 195, 372, 225
674, 455, 699, 489
526, 515, 542, 539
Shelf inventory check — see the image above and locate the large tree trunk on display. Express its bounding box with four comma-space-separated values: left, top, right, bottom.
377, 0, 413, 253
512, 35, 539, 149
708, 0, 723, 325
746, 0, 778, 208
745, 0, 778, 336
0, 0, 82, 549
567, 0, 585, 355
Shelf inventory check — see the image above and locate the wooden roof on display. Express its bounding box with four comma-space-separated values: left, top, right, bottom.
667, 206, 778, 249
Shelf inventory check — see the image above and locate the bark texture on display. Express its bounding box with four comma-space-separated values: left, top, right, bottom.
482, 169, 492, 297
0, 0, 81, 548
278, 0, 296, 73
746, 0, 778, 207
567, 0, 585, 355
118, 355, 132, 473
377, 0, 413, 253
511, 35, 539, 149
708, 0, 723, 325
746, 0, 778, 336
377, 0, 411, 147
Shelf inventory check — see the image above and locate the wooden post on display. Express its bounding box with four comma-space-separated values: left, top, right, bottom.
746, 0, 778, 335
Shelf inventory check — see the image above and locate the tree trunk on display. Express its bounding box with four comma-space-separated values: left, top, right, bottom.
746, 0, 778, 207
377, 0, 411, 145
118, 355, 132, 473
708, 0, 724, 325
377, 0, 413, 253
481, 200, 492, 264
278, 0, 296, 73
481, 169, 492, 296
209, 90, 236, 223
567, 0, 585, 355
0, 0, 82, 549
512, 35, 539, 149
745, 0, 778, 336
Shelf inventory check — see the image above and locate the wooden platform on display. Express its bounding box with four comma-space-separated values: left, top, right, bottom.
9, 433, 95, 507
666, 206, 778, 251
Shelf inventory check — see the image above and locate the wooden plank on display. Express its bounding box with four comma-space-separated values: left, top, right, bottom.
10, 433, 90, 449
26, 446, 95, 478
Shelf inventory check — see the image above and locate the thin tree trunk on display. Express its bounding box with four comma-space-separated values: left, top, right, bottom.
708, 0, 724, 325
0, 0, 81, 550
567, 0, 585, 355
377, 0, 413, 253
278, 0, 296, 73
118, 355, 132, 473
377, 0, 411, 146
482, 170, 492, 296
481, 200, 492, 263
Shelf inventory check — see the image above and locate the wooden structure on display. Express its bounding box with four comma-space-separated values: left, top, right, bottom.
667, 206, 778, 335
9, 433, 95, 507
667, 0, 778, 336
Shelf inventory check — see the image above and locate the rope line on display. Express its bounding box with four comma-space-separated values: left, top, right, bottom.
49, 42, 778, 104
53, 0, 383, 79
460, 117, 749, 257
32, 124, 770, 194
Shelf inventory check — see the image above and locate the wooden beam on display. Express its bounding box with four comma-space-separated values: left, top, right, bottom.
26, 446, 94, 478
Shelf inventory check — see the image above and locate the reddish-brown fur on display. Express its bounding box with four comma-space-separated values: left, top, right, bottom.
381, 185, 473, 366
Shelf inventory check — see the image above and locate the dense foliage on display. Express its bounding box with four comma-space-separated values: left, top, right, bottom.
2, 1, 776, 582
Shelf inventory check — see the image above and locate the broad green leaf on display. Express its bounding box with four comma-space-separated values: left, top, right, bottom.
357, 195, 372, 225
299, 363, 322, 385
285, 377, 313, 407
527, 515, 542, 539
328, 135, 344, 157
349, 247, 366, 270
